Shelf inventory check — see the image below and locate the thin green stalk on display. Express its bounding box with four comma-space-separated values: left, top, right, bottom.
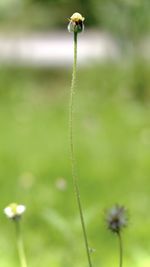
15, 220, 27, 267
69, 31, 93, 267
117, 231, 123, 267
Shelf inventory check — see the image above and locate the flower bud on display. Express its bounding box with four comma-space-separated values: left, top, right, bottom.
68, 12, 85, 33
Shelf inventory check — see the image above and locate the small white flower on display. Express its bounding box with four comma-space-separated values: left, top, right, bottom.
4, 203, 26, 220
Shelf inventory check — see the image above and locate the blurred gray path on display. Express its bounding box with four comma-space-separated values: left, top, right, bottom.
0, 30, 120, 67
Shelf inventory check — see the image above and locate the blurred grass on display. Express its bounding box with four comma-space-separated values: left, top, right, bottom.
0, 61, 150, 267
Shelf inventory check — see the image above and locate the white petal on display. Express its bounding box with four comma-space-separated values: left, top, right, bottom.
17, 205, 26, 215
4, 207, 14, 218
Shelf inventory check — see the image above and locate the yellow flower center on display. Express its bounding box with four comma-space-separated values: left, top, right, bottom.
70, 12, 85, 22
10, 203, 18, 214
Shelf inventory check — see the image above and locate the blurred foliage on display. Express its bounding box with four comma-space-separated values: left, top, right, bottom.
94, 0, 150, 40
0, 60, 150, 266
0, 0, 149, 42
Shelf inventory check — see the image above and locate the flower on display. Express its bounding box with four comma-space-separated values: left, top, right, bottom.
106, 204, 128, 233
4, 203, 26, 220
68, 12, 85, 33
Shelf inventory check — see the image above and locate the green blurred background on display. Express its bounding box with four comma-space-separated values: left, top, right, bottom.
0, 1, 150, 267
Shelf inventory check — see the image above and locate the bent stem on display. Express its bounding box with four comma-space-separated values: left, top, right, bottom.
69, 31, 93, 267
15, 220, 27, 267
117, 231, 123, 267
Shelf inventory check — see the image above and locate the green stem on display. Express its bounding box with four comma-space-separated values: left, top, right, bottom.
117, 232, 123, 267
69, 31, 93, 267
15, 220, 27, 267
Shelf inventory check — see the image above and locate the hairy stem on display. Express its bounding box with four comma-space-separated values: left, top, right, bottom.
15, 220, 27, 267
69, 31, 93, 267
117, 232, 123, 267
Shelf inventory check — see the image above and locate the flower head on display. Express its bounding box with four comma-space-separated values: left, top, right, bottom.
4, 203, 26, 220
68, 12, 85, 33
106, 204, 128, 233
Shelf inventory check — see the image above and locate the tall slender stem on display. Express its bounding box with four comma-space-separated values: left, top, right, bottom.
117, 232, 123, 267
69, 31, 93, 267
15, 220, 27, 267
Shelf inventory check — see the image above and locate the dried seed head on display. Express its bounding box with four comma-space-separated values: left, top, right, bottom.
106, 204, 128, 233
68, 12, 85, 33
